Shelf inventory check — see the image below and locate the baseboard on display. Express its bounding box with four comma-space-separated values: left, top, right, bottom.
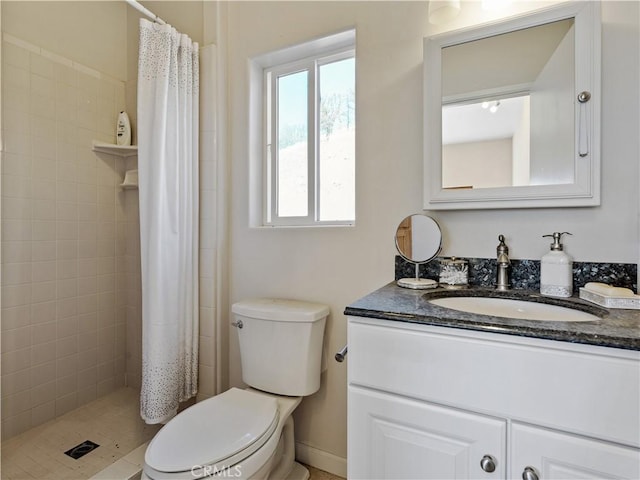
295, 442, 347, 478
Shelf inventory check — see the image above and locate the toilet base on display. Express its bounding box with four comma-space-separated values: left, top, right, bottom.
286, 462, 310, 480
141, 461, 309, 480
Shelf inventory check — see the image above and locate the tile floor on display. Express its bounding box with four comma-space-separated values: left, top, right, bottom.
307, 465, 345, 480
1, 387, 345, 480
1, 387, 160, 479
92, 443, 343, 480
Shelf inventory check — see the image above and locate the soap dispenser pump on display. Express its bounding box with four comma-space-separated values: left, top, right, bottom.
540, 232, 573, 298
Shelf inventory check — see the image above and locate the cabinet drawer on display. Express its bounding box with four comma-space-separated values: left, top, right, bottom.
348, 318, 640, 447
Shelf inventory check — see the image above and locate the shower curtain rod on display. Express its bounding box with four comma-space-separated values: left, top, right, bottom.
125, 0, 167, 25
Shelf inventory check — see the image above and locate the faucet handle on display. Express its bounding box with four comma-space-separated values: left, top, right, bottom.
497, 234, 509, 255
496, 235, 511, 290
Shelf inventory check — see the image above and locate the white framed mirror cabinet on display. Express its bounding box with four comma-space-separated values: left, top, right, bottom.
424, 1, 601, 210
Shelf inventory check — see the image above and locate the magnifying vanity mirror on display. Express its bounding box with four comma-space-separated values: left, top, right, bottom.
424, 1, 601, 210
395, 214, 442, 289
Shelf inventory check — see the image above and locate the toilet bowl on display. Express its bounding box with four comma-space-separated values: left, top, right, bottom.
142, 298, 329, 480
142, 388, 303, 479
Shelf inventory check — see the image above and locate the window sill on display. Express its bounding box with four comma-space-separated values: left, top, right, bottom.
255, 223, 355, 230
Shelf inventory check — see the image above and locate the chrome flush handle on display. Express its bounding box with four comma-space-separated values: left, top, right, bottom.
335, 345, 348, 362
231, 320, 243, 329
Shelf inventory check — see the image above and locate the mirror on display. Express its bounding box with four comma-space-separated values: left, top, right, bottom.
424, 1, 601, 209
395, 214, 442, 289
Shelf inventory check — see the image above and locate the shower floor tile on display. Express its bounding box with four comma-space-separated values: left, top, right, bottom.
1, 387, 161, 480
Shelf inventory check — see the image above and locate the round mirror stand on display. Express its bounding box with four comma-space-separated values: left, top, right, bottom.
397, 266, 439, 289
395, 214, 442, 290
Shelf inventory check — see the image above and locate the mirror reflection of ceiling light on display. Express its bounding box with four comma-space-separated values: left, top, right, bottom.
481, 100, 501, 113
428, 0, 461, 24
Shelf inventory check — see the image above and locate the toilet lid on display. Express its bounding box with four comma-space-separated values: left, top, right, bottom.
145, 388, 279, 473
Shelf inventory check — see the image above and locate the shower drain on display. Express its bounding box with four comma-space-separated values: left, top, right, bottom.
64, 440, 100, 459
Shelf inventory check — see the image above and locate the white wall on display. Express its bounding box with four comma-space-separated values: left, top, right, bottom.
224, 0, 639, 469
227, 1, 431, 469
529, 24, 574, 185
512, 98, 530, 186
443, 138, 513, 188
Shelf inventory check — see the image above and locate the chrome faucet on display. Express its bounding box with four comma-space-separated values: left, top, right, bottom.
496, 234, 510, 291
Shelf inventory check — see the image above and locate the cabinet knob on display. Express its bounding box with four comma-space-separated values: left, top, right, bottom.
522, 466, 539, 480
480, 455, 496, 473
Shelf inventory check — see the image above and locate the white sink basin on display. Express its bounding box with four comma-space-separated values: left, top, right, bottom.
429, 296, 599, 322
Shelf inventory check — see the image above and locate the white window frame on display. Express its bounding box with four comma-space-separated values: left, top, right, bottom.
249, 29, 356, 228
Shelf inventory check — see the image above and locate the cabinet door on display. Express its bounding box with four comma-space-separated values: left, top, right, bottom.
511, 423, 640, 480
348, 386, 506, 479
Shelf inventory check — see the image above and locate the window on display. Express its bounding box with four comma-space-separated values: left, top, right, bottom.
252, 30, 356, 227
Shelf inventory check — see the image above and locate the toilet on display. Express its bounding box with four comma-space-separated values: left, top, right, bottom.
142, 298, 330, 480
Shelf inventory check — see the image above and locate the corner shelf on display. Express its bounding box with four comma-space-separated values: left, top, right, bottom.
119, 169, 139, 190
92, 141, 138, 158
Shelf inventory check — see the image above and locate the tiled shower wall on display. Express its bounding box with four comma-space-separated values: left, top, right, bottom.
197, 45, 219, 401
1, 36, 130, 439
123, 188, 142, 389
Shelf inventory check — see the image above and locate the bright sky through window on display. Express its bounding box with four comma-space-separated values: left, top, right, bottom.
273, 55, 355, 223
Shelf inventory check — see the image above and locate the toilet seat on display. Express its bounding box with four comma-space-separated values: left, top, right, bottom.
144, 388, 279, 478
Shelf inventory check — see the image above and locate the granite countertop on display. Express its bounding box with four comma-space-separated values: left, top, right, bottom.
344, 282, 640, 351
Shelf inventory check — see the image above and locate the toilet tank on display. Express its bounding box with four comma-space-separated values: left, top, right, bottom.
232, 298, 329, 396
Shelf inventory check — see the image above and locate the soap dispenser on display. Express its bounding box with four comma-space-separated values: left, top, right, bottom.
540, 232, 573, 298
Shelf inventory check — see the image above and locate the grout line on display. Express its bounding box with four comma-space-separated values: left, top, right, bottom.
2, 33, 125, 86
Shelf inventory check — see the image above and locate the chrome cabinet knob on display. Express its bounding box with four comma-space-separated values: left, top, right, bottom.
480, 455, 496, 473
522, 466, 539, 480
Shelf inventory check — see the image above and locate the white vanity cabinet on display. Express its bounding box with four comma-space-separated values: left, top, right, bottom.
349, 386, 507, 479
510, 423, 639, 479
347, 316, 640, 480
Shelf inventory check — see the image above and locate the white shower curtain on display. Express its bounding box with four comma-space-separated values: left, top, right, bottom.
137, 18, 199, 424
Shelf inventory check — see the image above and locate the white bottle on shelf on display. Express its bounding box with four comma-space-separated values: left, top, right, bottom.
116, 111, 131, 146
540, 232, 573, 298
